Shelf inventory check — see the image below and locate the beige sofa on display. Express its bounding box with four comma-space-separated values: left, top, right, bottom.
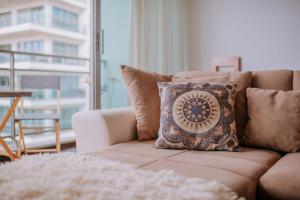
72, 70, 300, 200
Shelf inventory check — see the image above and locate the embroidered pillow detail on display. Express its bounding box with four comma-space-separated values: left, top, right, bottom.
155, 82, 240, 151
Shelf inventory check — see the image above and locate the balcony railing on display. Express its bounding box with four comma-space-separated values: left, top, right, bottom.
0, 49, 90, 149
0, 21, 87, 34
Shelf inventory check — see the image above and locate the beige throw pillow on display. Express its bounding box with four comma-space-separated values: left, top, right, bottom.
120, 65, 172, 140
155, 82, 240, 151
244, 88, 300, 152
173, 71, 252, 144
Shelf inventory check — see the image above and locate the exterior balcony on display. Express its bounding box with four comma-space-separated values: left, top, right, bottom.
0, 23, 87, 41
0, 50, 90, 150
52, 0, 88, 10
0, 60, 89, 73
0, 0, 88, 10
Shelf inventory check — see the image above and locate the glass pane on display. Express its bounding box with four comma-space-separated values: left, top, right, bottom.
52, 6, 79, 32
0, 12, 11, 28
100, 0, 130, 108
0, 0, 91, 148
0, 57, 11, 138
17, 6, 44, 25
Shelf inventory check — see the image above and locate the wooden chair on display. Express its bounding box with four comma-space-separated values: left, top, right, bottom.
15, 75, 61, 156
212, 56, 241, 72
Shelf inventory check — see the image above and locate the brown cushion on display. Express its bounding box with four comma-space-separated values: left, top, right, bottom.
293, 71, 300, 90
173, 71, 252, 143
252, 70, 293, 90
91, 140, 281, 200
120, 65, 172, 140
155, 81, 239, 151
259, 153, 300, 200
244, 88, 300, 152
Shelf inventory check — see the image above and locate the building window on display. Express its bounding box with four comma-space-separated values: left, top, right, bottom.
0, 76, 9, 89
52, 7, 79, 32
60, 107, 80, 129
52, 41, 79, 65
0, 12, 11, 28
17, 7, 44, 25
0, 107, 11, 135
17, 40, 44, 61
0, 44, 11, 63
60, 75, 85, 98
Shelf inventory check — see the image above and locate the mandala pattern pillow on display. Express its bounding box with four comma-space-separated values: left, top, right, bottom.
155, 82, 240, 151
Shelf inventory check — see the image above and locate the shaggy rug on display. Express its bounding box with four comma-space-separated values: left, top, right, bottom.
0, 153, 244, 200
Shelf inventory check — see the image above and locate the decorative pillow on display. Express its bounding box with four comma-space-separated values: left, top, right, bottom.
120, 65, 172, 140
173, 71, 252, 144
155, 82, 240, 151
244, 88, 300, 152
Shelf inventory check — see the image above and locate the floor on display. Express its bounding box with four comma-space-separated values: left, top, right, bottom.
0, 142, 76, 164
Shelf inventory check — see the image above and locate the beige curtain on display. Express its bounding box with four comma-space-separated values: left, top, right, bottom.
129, 0, 189, 74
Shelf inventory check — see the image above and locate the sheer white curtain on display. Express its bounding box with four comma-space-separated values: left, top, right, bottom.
129, 0, 189, 74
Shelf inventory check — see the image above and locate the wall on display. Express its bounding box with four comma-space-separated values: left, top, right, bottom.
188, 0, 300, 71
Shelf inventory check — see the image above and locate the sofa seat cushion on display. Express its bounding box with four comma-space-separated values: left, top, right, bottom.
90, 150, 157, 167
165, 148, 280, 181
141, 160, 256, 200
259, 153, 300, 200
89, 140, 281, 200
102, 140, 187, 159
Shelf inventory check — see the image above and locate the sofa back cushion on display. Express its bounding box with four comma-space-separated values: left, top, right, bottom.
120, 65, 172, 140
293, 71, 300, 90
252, 70, 293, 90
244, 88, 300, 152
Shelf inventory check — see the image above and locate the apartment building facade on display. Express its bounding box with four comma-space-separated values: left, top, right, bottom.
0, 0, 90, 144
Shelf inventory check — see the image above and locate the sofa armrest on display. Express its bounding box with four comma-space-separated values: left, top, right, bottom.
71, 107, 137, 154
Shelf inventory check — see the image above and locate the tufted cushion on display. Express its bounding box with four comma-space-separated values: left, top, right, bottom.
120, 65, 172, 140
155, 82, 240, 151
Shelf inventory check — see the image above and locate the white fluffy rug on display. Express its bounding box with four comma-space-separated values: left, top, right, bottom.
0, 153, 244, 200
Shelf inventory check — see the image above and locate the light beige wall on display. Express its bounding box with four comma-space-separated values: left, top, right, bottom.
188, 0, 300, 71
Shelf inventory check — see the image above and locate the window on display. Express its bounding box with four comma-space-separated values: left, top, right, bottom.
52, 41, 79, 65
0, 12, 11, 28
18, 40, 44, 52
0, 76, 9, 89
17, 7, 44, 25
60, 75, 85, 98
17, 40, 44, 61
0, 107, 11, 136
52, 7, 79, 32
60, 107, 80, 129
0, 44, 11, 63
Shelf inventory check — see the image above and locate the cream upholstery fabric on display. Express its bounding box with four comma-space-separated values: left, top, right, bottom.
72, 107, 137, 154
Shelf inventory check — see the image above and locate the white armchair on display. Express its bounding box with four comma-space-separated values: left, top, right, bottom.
71, 107, 137, 154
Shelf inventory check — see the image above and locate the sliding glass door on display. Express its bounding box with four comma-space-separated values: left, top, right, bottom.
99, 0, 130, 108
